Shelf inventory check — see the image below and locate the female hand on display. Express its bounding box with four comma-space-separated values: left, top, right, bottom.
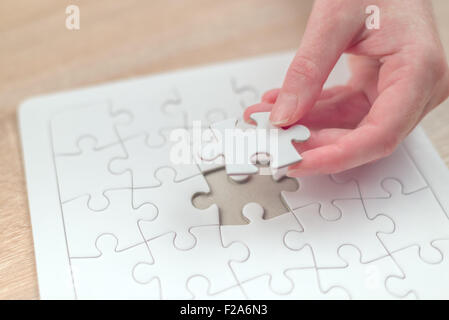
244, 0, 449, 177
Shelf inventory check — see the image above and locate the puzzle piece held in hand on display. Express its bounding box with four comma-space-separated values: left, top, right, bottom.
63, 189, 157, 257
133, 226, 249, 299
364, 179, 449, 263
201, 113, 310, 176
285, 200, 394, 268
71, 234, 159, 300
386, 240, 449, 299
221, 202, 314, 294
201, 118, 258, 175
133, 168, 219, 250
250, 112, 310, 169
55, 137, 130, 211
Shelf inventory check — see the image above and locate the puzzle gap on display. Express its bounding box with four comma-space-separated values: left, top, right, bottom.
192, 166, 298, 225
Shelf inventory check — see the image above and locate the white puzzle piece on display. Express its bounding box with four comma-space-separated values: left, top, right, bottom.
182, 126, 226, 173
186, 275, 247, 300
133, 168, 219, 250
111, 90, 185, 146
240, 269, 350, 300
197, 156, 226, 174
133, 226, 249, 299
317, 245, 404, 300
63, 189, 157, 257
201, 113, 311, 175
176, 75, 258, 127
201, 118, 259, 175
250, 112, 310, 169
281, 174, 359, 220
386, 240, 449, 299
285, 200, 394, 268
221, 203, 314, 294
333, 145, 427, 198
55, 137, 130, 211
364, 179, 449, 263
51, 101, 132, 154
109, 132, 200, 188
71, 234, 159, 300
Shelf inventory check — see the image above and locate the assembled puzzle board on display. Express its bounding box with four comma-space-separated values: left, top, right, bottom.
19, 52, 449, 299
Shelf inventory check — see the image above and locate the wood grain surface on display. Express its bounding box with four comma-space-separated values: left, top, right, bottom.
0, 0, 448, 299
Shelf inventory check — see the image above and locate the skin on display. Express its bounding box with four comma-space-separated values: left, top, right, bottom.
244, 0, 449, 177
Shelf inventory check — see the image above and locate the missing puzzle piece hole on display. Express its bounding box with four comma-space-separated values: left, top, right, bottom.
192, 167, 298, 226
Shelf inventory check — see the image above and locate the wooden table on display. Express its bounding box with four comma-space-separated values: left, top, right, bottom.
1, 0, 448, 299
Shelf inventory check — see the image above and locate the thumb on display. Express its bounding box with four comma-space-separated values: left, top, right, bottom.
270, 0, 366, 126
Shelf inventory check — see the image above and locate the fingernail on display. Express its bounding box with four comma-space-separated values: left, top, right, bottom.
270, 92, 298, 125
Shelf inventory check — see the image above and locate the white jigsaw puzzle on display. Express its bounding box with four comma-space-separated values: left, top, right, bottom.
55, 137, 130, 211
19, 52, 449, 300
364, 179, 449, 263
317, 245, 404, 300
386, 240, 449, 299
186, 275, 247, 300
133, 226, 249, 299
176, 76, 252, 127
284, 200, 394, 268
333, 145, 427, 198
63, 189, 157, 257
281, 174, 359, 220
133, 168, 219, 250
109, 132, 200, 188
240, 269, 350, 300
221, 202, 315, 294
111, 90, 185, 146
71, 234, 160, 300
51, 101, 132, 154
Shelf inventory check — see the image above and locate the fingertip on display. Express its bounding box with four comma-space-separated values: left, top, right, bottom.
262, 88, 281, 103
243, 107, 254, 124
243, 102, 274, 124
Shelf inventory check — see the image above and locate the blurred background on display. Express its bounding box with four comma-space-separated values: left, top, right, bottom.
0, 0, 448, 299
